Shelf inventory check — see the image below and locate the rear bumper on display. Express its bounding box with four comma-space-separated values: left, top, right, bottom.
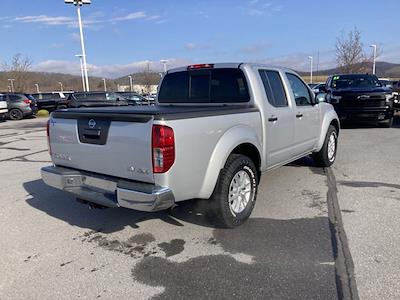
0, 108, 8, 114
41, 166, 175, 212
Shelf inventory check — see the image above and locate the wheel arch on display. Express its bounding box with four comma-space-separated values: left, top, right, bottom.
315, 110, 340, 152
198, 125, 262, 199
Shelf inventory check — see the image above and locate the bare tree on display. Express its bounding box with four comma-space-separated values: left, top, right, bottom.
335, 28, 369, 73
3, 54, 33, 91
137, 61, 160, 94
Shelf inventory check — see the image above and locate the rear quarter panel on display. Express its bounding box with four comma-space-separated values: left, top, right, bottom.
155, 111, 262, 201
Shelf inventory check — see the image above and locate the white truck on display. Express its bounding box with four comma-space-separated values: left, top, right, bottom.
42, 63, 339, 228
0, 94, 8, 119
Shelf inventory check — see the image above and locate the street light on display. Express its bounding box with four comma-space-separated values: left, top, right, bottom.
370, 44, 377, 75
65, 0, 91, 91
34, 83, 40, 93
308, 56, 313, 84
8, 79, 15, 93
75, 54, 86, 91
160, 59, 168, 73
102, 78, 107, 92
58, 82, 64, 92
128, 75, 133, 92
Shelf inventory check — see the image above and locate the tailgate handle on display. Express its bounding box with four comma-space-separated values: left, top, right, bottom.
83, 129, 101, 139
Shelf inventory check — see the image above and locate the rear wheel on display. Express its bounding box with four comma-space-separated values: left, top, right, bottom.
379, 117, 393, 128
9, 109, 24, 120
209, 154, 258, 228
312, 125, 338, 167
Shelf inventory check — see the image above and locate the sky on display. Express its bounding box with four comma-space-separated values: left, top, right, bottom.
0, 0, 399, 78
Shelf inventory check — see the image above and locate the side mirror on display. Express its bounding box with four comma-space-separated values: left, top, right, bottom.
316, 92, 327, 103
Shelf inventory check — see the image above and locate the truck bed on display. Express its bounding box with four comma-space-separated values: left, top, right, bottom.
51, 105, 258, 121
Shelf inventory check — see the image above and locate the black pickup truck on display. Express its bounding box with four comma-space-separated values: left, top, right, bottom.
322, 74, 394, 127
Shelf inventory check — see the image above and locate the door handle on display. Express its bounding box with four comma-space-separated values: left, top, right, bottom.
268, 116, 278, 122
296, 113, 303, 118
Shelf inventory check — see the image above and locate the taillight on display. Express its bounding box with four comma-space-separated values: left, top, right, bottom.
23, 99, 31, 104
152, 125, 175, 173
46, 119, 52, 156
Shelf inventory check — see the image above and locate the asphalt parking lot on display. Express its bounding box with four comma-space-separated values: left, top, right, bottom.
0, 116, 399, 299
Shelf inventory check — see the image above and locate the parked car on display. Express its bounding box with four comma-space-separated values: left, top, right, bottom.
0, 94, 8, 120
115, 92, 146, 105
1, 93, 37, 120
321, 74, 394, 127
311, 83, 326, 94
56, 92, 129, 109
32, 92, 68, 111
42, 63, 339, 228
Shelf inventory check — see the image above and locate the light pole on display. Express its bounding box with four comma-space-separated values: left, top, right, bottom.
370, 44, 377, 75
160, 59, 168, 73
35, 83, 40, 93
8, 79, 15, 92
128, 75, 133, 92
75, 54, 86, 91
102, 78, 107, 92
308, 56, 313, 84
65, 0, 91, 91
58, 82, 64, 92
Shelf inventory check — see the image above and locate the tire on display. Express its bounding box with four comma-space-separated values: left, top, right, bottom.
8, 108, 24, 121
208, 154, 258, 228
379, 117, 393, 128
312, 125, 338, 167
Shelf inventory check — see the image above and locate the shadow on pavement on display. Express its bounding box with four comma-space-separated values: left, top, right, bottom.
23, 179, 217, 233
132, 217, 338, 299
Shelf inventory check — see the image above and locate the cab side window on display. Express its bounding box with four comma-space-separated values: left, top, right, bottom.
286, 73, 312, 106
259, 70, 288, 107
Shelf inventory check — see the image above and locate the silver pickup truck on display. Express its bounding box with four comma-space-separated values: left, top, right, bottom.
42, 63, 339, 227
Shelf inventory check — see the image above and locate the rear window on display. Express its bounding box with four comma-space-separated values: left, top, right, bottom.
9, 94, 22, 101
158, 68, 250, 103
25, 94, 36, 101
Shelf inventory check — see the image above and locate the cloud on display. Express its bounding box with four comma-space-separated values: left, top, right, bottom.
32, 58, 191, 78
11, 11, 163, 28
184, 43, 197, 50
15, 15, 74, 26
110, 11, 146, 22
240, 43, 270, 55
241, 1, 282, 17
259, 50, 336, 71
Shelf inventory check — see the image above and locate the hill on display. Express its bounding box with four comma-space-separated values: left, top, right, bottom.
2, 61, 399, 93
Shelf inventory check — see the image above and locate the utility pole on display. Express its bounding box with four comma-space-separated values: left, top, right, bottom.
75, 54, 86, 91
65, 0, 91, 91
128, 75, 133, 92
102, 78, 107, 92
370, 44, 377, 75
35, 83, 40, 93
308, 56, 313, 84
8, 79, 15, 93
160, 59, 168, 73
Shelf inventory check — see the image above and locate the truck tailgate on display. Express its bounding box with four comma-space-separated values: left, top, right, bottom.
49, 113, 155, 184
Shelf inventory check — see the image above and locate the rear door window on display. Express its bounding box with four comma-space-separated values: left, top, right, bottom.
9, 95, 21, 101
259, 70, 288, 107
158, 68, 249, 103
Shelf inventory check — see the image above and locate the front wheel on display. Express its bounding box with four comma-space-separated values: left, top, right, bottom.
209, 154, 258, 228
312, 125, 338, 167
